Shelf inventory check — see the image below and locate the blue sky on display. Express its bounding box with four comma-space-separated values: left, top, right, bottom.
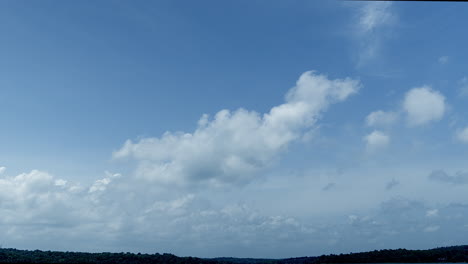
2, 0, 468, 258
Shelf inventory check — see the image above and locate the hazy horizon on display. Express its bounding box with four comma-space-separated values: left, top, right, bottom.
1, 0, 468, 259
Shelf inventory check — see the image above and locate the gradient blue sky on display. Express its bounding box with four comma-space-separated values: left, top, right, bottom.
1, 0, 468, 258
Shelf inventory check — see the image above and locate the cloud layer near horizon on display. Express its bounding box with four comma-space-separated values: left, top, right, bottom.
2, 167, 468, 258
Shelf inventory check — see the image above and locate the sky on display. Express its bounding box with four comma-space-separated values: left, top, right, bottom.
1, 0, 468, 259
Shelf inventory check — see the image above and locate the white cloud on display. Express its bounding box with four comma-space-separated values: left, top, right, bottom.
426, 209, 439, 218
456, 127, 468, 143
0, 170, 86, 229
423, 225, 440, 233
438, 56, 449, 65
366, 110, 398, 127
354, 2, 396, 66
54, 179, 67, 186
89, 171, 121, 193
358, 2, 394, 34
145, 194, 195, 216
114, 71, 361, 186
0, 167, 5, 175
2, 167, 468, 257
0, 167, 319, 257
403, 86, 445, 126
364, 130, 390, 151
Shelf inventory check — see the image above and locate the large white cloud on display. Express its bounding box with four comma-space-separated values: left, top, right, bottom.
113, 71, 361, 186
403, 86, 446, 126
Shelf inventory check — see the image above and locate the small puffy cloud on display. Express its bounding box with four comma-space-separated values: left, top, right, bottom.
0, 167, 5, 175
366, 110, 398, 127
364, 130, 390, 151
403, 86, 445, 126
438, 56, 449, 65
428, 170, 468, 185
114, 71, 361, 186
456, 126, 468, 143
426, 209, 439, 218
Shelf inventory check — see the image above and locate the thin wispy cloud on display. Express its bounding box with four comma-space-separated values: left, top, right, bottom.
458, 77, 468, 97
366, 110, 398, 127
456, 127, 468, 143
353, 1, 397, 67
428, 170, 468, 185
438, 56, 449, 65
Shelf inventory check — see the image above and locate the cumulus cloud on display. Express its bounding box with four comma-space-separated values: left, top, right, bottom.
403, 86, 446, 126
366, 110, 398, 127
456, 127, 468, 143
364, 130, 389, 151
428, 170, 468, 185
114, 71, 361, 186
0, 170, 87, 230
2, 166, 468, 257
0, 168, 317, 257
0, 166, 5, 175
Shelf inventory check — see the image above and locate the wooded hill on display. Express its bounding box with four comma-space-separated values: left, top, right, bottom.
315, 245, 468, 263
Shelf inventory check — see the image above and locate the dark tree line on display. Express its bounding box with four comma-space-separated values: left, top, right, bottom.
315, 245, 468, 263
1, 245, 468, 264
0, 248, 217, 264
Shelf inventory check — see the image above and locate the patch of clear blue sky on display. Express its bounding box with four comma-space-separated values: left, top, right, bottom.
1, 0, 468, 181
